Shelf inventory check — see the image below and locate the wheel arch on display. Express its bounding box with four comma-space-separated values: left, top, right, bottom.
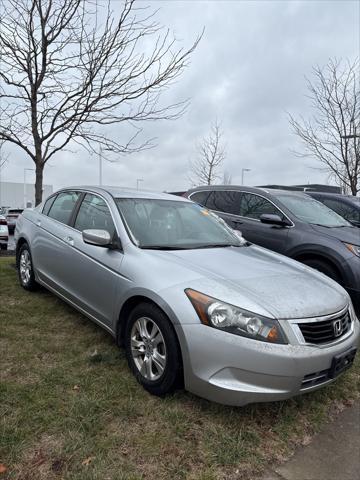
291, 250, 344, 282
116, 293, 180, 347
15, 237, 29, 267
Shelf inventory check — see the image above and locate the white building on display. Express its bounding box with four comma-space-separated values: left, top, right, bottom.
0, 181, 53, 208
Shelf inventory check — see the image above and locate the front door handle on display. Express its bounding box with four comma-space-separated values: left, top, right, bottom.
36, 220, 41, 227
63, 236, 74, 247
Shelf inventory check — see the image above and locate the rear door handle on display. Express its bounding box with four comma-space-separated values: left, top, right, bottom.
63, 236, 74, 247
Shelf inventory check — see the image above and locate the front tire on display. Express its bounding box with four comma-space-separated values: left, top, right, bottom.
17, 243, 39, 291
125, 303, 182, 396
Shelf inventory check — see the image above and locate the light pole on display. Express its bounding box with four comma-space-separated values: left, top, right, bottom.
98, 146, 115, 185
241, 168, 251, 186
136, 178, 144, 190
24, 168, 35, 208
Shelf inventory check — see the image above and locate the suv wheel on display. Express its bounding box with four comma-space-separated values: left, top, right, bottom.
17, 243, 39, 291
125, 303, 182, 396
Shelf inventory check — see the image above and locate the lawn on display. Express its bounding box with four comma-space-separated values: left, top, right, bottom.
1, 256, 359, 480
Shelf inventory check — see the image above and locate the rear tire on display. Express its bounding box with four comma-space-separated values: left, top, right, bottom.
17, 243, 39, 291
125, 303, 182, 396
302, 258, 340, 283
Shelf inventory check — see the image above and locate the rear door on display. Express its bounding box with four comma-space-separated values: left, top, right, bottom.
32, 190, 82, 294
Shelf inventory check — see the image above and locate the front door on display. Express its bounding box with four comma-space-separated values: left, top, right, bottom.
237, 192, 291, 254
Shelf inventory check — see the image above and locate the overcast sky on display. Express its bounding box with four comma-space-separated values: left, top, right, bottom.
1, 0, 359, 192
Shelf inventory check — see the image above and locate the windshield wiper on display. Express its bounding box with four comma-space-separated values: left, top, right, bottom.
191, 243, 241, 249
140, 243, 242, 250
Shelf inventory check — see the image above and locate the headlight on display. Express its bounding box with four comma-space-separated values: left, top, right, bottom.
185, 289, 287, 344
345, 243, 360, 257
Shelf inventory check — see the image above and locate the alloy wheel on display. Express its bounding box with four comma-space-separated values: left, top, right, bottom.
19, 249, 31, 285
130, 316, 167, 381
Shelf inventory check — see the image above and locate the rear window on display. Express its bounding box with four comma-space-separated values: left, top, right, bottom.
206, 190, 242, 215
47, 191, 80, 225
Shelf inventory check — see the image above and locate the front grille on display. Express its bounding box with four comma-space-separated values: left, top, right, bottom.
298, 311, 351, 345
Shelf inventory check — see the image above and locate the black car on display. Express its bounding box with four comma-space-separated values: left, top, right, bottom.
306, 192, 360, 227
184, 186, 360, 310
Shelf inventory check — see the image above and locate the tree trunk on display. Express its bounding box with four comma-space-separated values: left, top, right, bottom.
35, 162, 44, 206
349, 175, 358, 196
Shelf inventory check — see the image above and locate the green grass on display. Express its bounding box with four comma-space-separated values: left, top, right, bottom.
0, 256, 359, 480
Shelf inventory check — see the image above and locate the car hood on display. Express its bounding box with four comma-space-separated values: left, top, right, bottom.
151, 246, 348, 319
310, 224, 360, 244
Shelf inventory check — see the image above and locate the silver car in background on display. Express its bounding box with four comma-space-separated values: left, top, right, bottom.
15, 187, 359, 406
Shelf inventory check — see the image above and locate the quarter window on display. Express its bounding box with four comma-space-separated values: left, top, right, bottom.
240, 193, 280, 220
74, 194, 115, 236
42, 195, 56, 216
205, 190, 242, 215
189, 191, 209, 206
47, 191, 80, 224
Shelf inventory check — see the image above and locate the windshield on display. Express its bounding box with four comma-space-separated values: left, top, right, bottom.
275, 194, 351, 227
115, 198, 244, 249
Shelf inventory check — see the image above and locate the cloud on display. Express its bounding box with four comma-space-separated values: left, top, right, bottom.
1, 0, 358, 195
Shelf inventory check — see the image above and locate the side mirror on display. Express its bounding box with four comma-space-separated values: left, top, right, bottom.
260, 214, 291, 227
82, 229, 112, 247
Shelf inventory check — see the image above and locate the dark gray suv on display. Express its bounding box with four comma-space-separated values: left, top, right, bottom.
184, 186, 360, 310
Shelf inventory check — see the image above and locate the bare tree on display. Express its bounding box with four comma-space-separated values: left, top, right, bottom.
190, 121, 226, 185
289, 58, 359, 196
0, 0, 201, 204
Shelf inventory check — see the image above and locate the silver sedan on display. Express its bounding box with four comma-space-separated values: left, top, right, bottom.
15, 186, 359, 406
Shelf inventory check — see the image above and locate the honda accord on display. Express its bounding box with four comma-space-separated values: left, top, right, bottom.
15, 187, 359, 406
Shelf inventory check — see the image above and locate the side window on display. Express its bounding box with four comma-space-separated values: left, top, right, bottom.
189, 191, 209, 206
205, 191, 242, 215
74, 193, 115, 237
47, 191, 80, 224
240, 193, 281, 220
42, 195, 57, 216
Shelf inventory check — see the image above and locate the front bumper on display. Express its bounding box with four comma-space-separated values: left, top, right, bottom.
176, 316, 360, 406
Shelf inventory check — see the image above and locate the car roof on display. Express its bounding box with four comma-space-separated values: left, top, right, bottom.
57, 186, 190, 202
